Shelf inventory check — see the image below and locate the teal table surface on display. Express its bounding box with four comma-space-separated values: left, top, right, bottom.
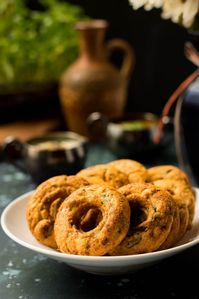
0, 141, 199, 299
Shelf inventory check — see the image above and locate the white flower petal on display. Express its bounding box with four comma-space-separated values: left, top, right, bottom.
161, 0, 183, 23
182, 0, 199, 28
145, 0, 164, 10
129, 0, 163, 10
128, 0, 199, 29
129, 0, 148, 10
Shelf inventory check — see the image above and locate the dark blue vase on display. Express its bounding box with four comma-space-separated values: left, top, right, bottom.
176, 76, 199, 186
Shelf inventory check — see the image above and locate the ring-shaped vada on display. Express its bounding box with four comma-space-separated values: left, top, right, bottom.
54, 184, 130, 256
109, 183, 175, 255
153, 179, 195, 235
147, 165, 190, 185
77, 164, 129, 188
147, 165, 195, 230
26, 175, 89, 249
108, 159, 148, 183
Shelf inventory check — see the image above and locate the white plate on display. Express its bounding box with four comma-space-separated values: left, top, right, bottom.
1, 189, 199, 275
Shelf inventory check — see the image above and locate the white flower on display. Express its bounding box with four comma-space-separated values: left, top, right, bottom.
129, 0, 149, 10
129, 0, 163, 10
161, 0, 184, 24
129, 0, 199, 29
162, 0, 199, 28
145, 0, 163, 10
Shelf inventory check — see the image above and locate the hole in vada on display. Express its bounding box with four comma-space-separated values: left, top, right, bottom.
80, 208, 102, 232
72, 205, 103, 232
129, 202, 148, 230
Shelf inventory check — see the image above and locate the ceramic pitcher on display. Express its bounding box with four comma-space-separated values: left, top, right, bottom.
59, 19, 135, 136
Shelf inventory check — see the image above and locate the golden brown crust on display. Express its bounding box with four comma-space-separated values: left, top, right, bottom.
147, 165, 190, 184
153, 179, 195, 235
158, 199, 180, 250
77, 164, 129, 188
146, 165, 195, 235
108, 159, 148, 183
54, 184, 130, 256
109, 183, 174, 255
26, 175, 89, 249
26, 160, 196, 255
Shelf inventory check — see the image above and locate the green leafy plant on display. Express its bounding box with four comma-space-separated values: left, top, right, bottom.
0, 0, 87, 86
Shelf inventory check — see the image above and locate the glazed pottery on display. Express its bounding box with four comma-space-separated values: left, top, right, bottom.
59, 19, 134, 136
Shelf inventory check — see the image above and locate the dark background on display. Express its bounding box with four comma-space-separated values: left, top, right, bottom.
0, 0, 197, 123
68, 0, 195, 115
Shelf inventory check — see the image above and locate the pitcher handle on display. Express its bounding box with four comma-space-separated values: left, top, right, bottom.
106, 38, 135, 81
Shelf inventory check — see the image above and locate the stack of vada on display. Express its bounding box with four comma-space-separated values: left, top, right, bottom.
26, 159, 196, 256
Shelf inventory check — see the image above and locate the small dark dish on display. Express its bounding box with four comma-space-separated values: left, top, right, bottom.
2, 132, 88, 183
87, 112, 167, 158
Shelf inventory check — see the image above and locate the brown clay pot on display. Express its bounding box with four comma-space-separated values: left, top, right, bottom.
59, 19, 135, 136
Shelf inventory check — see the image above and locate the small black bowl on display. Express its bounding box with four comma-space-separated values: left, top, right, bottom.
2, 131, 88, 183
87, 112, 167, 158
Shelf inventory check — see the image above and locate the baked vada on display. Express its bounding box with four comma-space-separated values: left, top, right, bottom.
54, 184, 131, 256
153, 178, 195, 236
147, 165, 191, 185
77, 164, 129, 188
109, 183, 175, 255
26, 175, 89, 249
108, 159, 148, 183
